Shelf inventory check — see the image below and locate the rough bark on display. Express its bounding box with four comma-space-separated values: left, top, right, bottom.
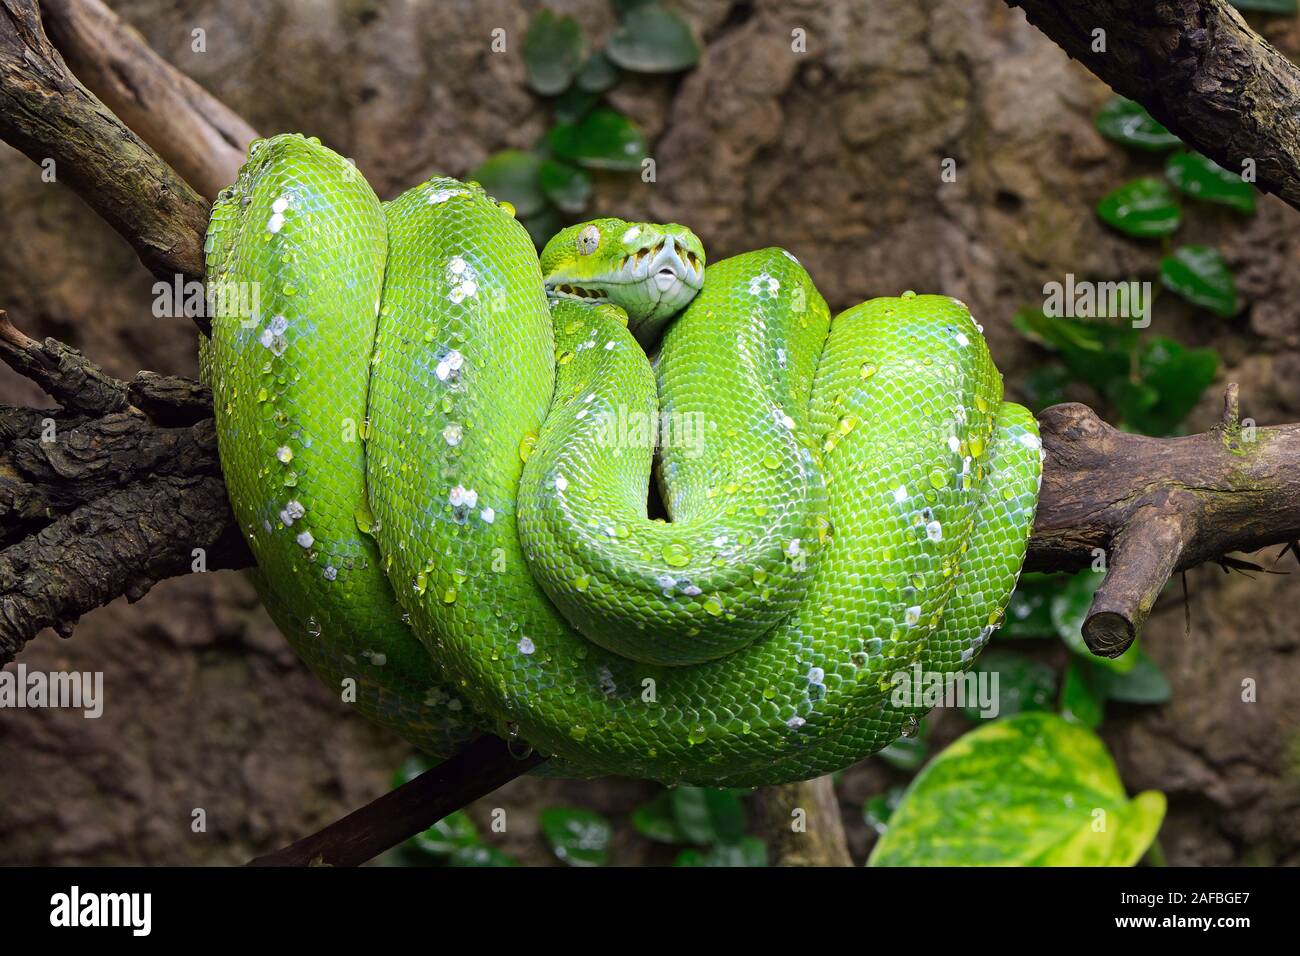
0, 0, 208, 284
1006, 0, 1300, 210
754, 776, 854, 867
39, 0, 258, 201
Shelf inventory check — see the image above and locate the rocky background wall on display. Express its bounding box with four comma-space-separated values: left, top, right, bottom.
0, 0, 1296, 865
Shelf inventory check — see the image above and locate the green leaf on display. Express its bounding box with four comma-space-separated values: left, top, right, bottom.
524, 11, 585, 95
548, 107, 648, 171
1060, 659, 1107, 729
671, 787, 746, 845
1050, 572, 1143, 673
1121, 337, 1219, 436
674, 836, 768, 866
631, 791, 686, 844
447, 844, 519, 867
410, 810, 479, 858
1093, 97, 1182, 151
878, 719, 927, 770
1001, 574, 1062, 638
1095, 650, 1172, 704
1020, 364, 1072, 413
521, 206, 565, 250
1012, 308, 1138, 406
1165, 151, 1256, 213
863, 786, 906, 836
391, 755, 432, 789
575, 50, 620, 92
868, 712, 1166, 866
1228, 0, 1297, 13
606, 5, 700, 73
539, 159, 592, 213
962, 649, 1057, 720
553, 86, 600, 124
1097, 177, 1181, 238
468, 150, 546, 218
1160, 245, 1238, 316
611, 0, 657, 15
539, 807, 612, 866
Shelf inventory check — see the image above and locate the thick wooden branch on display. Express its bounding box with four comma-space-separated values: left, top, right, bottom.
0, 0, 209, 282
1007, 0, 1300, 210
39, 0, 257, 200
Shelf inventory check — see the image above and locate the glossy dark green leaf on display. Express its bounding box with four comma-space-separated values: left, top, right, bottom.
612, 0, 657, 14
674, 836, 768, 866
1060, 659, 1107, 729
878, 718, 927, 770
1228, 0, 1297, 13
606, 5, 700, 73
469, 149, 546, 218
1094, 650, 1173, 704
1050, 572, 1142, 673
410, 810, 479, 858
1013, 308, 1138, 400
961, 649, 1057, 720
521, 206, 565, 251
869, 713, 1166, 866
447, 844, 519, 867
1020, 364, 1073, 413
553, 86, 600, 124
631, 791, 686, 844
1002, 574, 1064, 638
671, 787, 746, 845
575, 49, 620, 92
1121, 337, 1219, 436
549, 107, 649, 171
1094, 97, 1181, 151
539, 807, 611, 866
539, 158, 592, 213
1165, 151, 1256, 213
391, 755, 432, 789
524, 11, 585, 95
1160, 245, 1238, 316
1097, 177, 1181, 238
863, 786, 906, 836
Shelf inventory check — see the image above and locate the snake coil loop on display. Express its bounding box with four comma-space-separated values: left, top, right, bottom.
203, 134, 1041, 786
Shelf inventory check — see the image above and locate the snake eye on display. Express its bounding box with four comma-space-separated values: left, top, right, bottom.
576, 225, 600, 256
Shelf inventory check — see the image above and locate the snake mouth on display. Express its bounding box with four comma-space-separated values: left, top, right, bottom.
617, 236, 704, 292
548, 284, 610, 304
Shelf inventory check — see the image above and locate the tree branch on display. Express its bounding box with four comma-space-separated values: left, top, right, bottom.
755, 776, 854, 866
247, 735, 545, 867
1007, 0, 1300, 210
0, 0, 210, 283
39, 0, 257, 201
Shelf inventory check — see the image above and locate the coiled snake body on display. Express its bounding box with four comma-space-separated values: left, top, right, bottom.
202, 135, 1041, 786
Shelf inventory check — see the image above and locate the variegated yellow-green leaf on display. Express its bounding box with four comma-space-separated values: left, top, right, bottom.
868, 712, 1165, 866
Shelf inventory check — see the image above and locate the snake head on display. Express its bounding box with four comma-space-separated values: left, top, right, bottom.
539, 218, 705, 345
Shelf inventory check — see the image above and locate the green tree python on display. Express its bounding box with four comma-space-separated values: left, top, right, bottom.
201, 134, 1042, 787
